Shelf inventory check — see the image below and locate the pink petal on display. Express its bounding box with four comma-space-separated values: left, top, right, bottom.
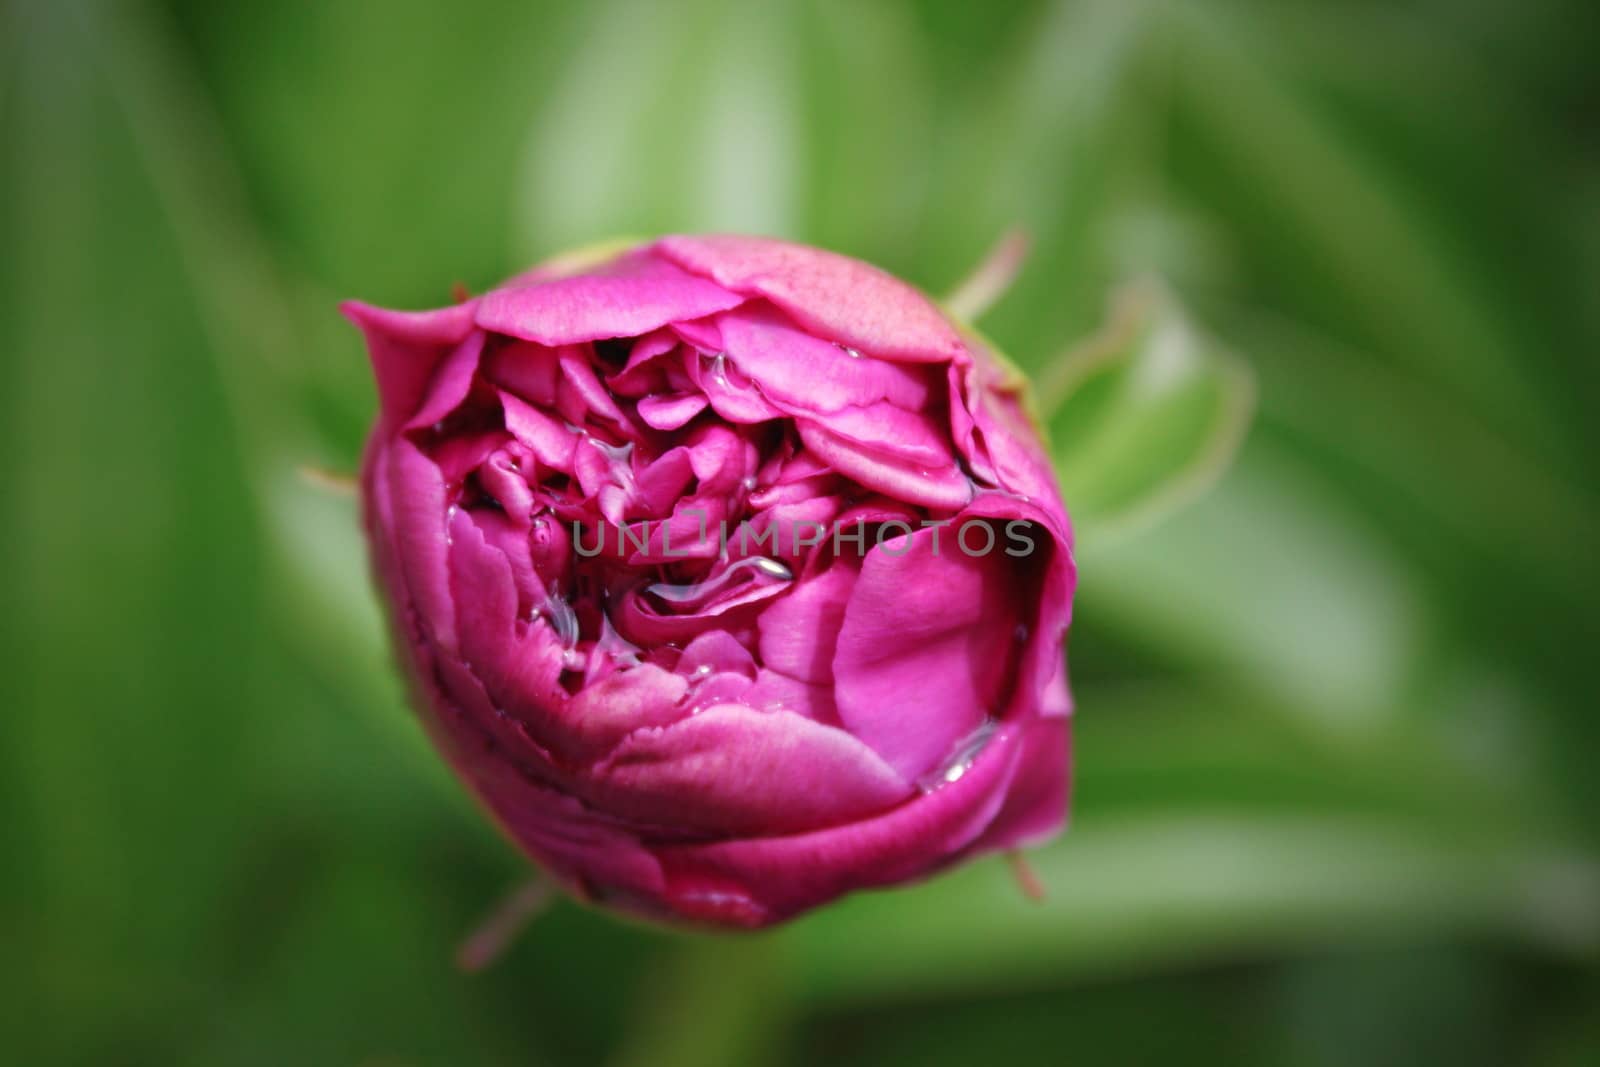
669, 316, 725, 353
1041, 654, 1073, 718
342, 299, 480, 427
621, 329, 680, 372
486, 340, 561, 407
558, 346, 628, 424
775, 448, 831, 484
469, 508, 540, 611
629, 447, 696, 517
717, 304, 934, 412
653, 235, 967, 363
740, 493, 843, 571
677, 630, 758, 679
756, 556, 859, 684
687, 351, 784, 424
746, 471, 842, 511
383, 439, 458, 653
500, 392, 578, 473
798, 423, 972, 511
960, 493, 1076, 723
476, 447, 536, 520
428, 430, 507, 487
963, 717, 1069, 852
404, 330, 486, 430
650, 720, 1025, 926
606, 329, 680, 396
743, 670, 842, 725
833, 525, 1017, 780
428, 652, 558, 782
638, 392, 709, 430
423, 696, 667, 901
560, 665, 692, 761
476, 252, 744, 345
446, 507, 567, 716
684, 424, 760, 493
802, 401, 953, 466
589, 704, 910, 835
950, 360, 1065, 512
613, 567, 790, 646
624, 503, 724, 565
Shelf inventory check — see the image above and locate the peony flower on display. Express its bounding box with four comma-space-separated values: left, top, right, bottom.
345, 235, 1075, 927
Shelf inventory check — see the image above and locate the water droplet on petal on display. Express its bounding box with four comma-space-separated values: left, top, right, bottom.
534, 588, 580, 650
596, 612, 642, 669
645, 556, 793, 606
749, 557, 793, 581
918, 718, 999, 791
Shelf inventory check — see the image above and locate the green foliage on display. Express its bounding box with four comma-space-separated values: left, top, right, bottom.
1042, 280, 1255, 543
1, 0, 1594, 1064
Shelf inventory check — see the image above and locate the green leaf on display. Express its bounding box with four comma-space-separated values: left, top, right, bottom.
1165, 1, 1583, 471
1042, 280, 1256, 544
780, 811, 1600, 1006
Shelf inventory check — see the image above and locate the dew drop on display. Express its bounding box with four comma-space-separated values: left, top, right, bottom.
596, 612, 642, 669
749, 557, 794, 581
645, 556, 793, 606
918, 718, 999, 792
533, 588, 580, 650
699, 351, 769, 404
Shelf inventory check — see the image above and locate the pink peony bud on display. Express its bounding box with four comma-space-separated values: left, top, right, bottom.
345, 236, 1075, 927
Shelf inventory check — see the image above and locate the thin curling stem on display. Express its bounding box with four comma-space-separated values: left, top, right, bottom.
455, 875, 555, 973
297, 464, 358, 497
1007, 850, 1047, 902
944, 228, 1031, 322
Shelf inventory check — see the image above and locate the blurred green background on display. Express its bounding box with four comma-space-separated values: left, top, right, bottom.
3, 0, 1597, 1063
